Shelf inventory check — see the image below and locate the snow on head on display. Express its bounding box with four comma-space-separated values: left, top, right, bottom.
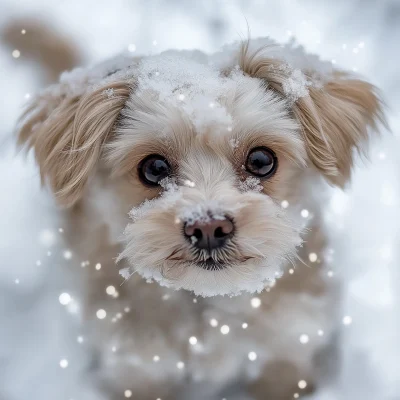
282, 68, 311, 103
222, 37, 332, 106
35, 36, 333, 123
136, 53, 234, 133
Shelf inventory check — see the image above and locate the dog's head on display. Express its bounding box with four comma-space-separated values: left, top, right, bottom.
17, 39, 384, 296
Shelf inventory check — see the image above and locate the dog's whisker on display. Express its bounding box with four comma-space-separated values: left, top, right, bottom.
297, 255, 311, 269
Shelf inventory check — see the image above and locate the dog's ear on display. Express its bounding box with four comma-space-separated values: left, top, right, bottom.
239, 42, 386, 186
292, 75, 385, 186
17, 80, 131, 206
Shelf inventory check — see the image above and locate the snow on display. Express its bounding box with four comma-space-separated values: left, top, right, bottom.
239, 177, 263, 192
128, 198, 157, 222
102, 87, 115, 98
178, 202, 227, 226
158, 176, 178, 192
136, 53, 234, 132
229, 138, 239, 149
0, 0, 399, 399
128, 177, 181, 223
282, 68, 311, 103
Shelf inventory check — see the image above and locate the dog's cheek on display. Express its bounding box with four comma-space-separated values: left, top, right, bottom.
121, 203, 189, 269
234, 194, 302, 256
260, 156, 305, 202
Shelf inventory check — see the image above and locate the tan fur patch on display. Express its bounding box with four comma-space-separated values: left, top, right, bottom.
17, 81, 131, 206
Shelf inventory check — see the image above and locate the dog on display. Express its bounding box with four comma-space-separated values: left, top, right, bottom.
15, 35, 385, 399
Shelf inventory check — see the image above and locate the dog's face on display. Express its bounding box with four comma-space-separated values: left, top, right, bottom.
17, 41, 384, 296
110, 65, 306, 296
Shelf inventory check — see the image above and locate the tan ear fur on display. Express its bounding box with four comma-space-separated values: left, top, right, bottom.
17, 81, 131, 206
239, 41, 386, 186
294, 77, 385, 186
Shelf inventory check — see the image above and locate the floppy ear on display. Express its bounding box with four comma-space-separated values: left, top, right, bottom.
239, 42, 386, 186
17, 80, 131, 206
293, 75, 385, 186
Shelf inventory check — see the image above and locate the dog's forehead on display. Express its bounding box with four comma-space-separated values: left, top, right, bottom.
137, 54, 235, 98
135, 55, 301, 143
135, 54, 245, 133
132, 54, 301, 138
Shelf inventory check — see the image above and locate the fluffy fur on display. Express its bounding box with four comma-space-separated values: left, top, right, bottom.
16, 37, 384, 399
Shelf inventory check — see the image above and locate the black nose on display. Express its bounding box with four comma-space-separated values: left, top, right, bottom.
184, 216, 234, 250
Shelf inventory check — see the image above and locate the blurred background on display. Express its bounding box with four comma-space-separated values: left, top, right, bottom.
0, 0, 399, 399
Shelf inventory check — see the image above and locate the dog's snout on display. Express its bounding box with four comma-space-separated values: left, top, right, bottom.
184, 216, 234, 250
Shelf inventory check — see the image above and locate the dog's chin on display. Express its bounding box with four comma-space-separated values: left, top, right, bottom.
194, 258, 230, 271
123, 256, 286, 297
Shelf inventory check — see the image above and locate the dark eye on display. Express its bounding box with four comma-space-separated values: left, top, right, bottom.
245, 147, 277, 178
139, 154, 171, 186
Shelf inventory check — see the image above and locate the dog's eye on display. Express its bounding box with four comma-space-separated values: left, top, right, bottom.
245, 147, 277, 178
139, 154, 171, 186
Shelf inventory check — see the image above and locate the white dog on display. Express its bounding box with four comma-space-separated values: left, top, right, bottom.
16, 36, 384, 399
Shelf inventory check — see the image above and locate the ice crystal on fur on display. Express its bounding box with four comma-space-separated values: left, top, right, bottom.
159, 176, 178, 192
102, 88, 115, 98
229, 138, 240, 149
239, 177, 263, 192
129, 178, 180, 223
283, 68, 311, 103
129, 199, 157, 222
183, 179, 196, 188
119, 268, 131, 279
178, 202, 225, 226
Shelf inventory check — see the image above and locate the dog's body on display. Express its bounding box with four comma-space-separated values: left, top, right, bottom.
60, 163, 338, 400
16, 38, 384, 399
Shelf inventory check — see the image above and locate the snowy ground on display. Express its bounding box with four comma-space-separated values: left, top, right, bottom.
0, 1, 399, 399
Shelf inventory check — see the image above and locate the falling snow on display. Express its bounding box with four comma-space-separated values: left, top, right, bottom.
248, 351, 257, 361
63, 250, 72, 259
298, 380, 307, 389
177, 361, 185, 369
59, 293, 71, 305
220, 325, 230, 334
251, 297, 261, 308
301, 209, 309, 218
210, 318, 218, 327
308, 253, 317, 262
96, 309, 107, 319
299, 334, 309, 344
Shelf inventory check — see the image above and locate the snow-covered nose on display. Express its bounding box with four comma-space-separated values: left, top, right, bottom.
183, 216, 234, 250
